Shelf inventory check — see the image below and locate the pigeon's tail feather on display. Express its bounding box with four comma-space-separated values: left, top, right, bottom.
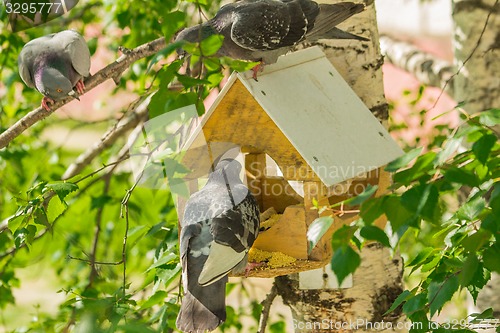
176, 290, 225, 333
308, 27, 369, 42
307, 3, 365, 40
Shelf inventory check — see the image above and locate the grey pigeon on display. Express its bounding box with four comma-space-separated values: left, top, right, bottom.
175, 0, 368, 77
176, 158, 260, 333
18, 30, 90, 110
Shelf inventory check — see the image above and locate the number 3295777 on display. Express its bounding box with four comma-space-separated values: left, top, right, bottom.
4, 2, 63, 14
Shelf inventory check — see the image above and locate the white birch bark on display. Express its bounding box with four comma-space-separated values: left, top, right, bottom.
452, 0, 500, 114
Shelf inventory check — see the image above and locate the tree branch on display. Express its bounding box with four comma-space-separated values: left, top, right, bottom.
379, 35, 456, 93
257, 282, 278, 333
62, 95, 151, 180
0, 36, 167, 149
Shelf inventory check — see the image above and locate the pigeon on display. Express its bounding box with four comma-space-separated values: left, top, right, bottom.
18, 30, 91, 111
176, 158, 260, 333
175, 0, 368, 78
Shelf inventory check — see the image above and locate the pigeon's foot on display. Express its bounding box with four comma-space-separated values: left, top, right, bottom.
252, 61, 265, 81
41, 96, 55, 110
75, 79, 86, 95
244, 262, 265, 277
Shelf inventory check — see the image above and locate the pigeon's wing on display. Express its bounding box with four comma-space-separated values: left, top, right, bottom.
18, 47, 36, 88
307, 3, 365, 39
57, 30, 91, 77
179, 223, 202, 290
17, 34, 55, 88
230, 1, 294, 50
198, 194, 260, 286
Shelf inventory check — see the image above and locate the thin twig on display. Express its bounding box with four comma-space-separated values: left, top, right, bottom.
67, 255, 124, 266
88, 172, 112, 286
257, 282, 279, 333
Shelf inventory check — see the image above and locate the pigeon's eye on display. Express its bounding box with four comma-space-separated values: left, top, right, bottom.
56, 88, 63, 93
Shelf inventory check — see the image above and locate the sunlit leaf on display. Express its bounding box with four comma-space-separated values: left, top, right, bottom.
385, 147, 423, 172
307, 216, 333, 253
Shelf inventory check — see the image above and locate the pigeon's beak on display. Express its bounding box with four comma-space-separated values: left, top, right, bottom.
68, 90, 80, 101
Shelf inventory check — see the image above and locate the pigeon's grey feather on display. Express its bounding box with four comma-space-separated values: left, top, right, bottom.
18, 30, 90, 102
176, 0, 367, 65
176, 159, 260, 333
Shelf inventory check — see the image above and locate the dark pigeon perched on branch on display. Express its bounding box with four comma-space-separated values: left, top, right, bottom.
18, 30, 91, 111
176, 158, 260, 333
175, 0, 368, 78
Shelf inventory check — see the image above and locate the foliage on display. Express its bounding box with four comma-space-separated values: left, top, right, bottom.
0, 0, 498, 332
312, 107, 500, 332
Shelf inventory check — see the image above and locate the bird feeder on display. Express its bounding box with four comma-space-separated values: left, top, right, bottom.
176, 46, 403, 278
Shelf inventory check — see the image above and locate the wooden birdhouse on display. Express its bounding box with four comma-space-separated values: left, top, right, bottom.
175, 46, 403, 278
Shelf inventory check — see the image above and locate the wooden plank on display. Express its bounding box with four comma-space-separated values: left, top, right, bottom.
260, 176, 302, 213
251, 205, 308, 259
231, 258, 330, 278
245, 153, 266, 210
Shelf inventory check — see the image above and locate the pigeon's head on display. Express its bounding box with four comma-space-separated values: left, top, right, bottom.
35, 66, 76, 101
174, 24, 218, 56
209, 158, 242, 184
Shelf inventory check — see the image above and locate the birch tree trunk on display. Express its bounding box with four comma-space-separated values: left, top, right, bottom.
276, 1, 407, 332
451, 0, 500, 115
452, 0, 500, 316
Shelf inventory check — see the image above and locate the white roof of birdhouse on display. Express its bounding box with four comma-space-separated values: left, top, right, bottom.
184, 46, 403, 186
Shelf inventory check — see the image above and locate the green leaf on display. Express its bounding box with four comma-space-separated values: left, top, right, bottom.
401, 184, 439, 223
162, 11, 186, 40
307, 216, 333, 254
146, 41, 184, 73
407, 247, 436, 267
44, 182, 78, 202
221, 57, 260, 72
46, 196, 67, 222
403, 293, 427, 314
469, 308, 494, 321
456, 195, 486, 221
428, 275, 459, 316
347, 184, 378, 206
483, 246, 500, 273
200, 34, 224, 56
359, 197, 385, 224
384, 290, 411, 315
147, 252, 178, 271
176, 74, 211, 88
139, 291, 168, 310
359, 225, 391, 247
434, 138, 462, 166
331, 225, 357, 250
472, 133, 497, 165
383, 196, 414, 232
461, 230, 491, 253
459, 255, 480, 286
394, 151, 436, 184
330, 246, 360, 285
7, 214, 25, 233
33, 208, 50, 228
90, 195, 113, 211
385, 147, 423, 172
478, 108, 500, 126
443, 167, 479, 187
